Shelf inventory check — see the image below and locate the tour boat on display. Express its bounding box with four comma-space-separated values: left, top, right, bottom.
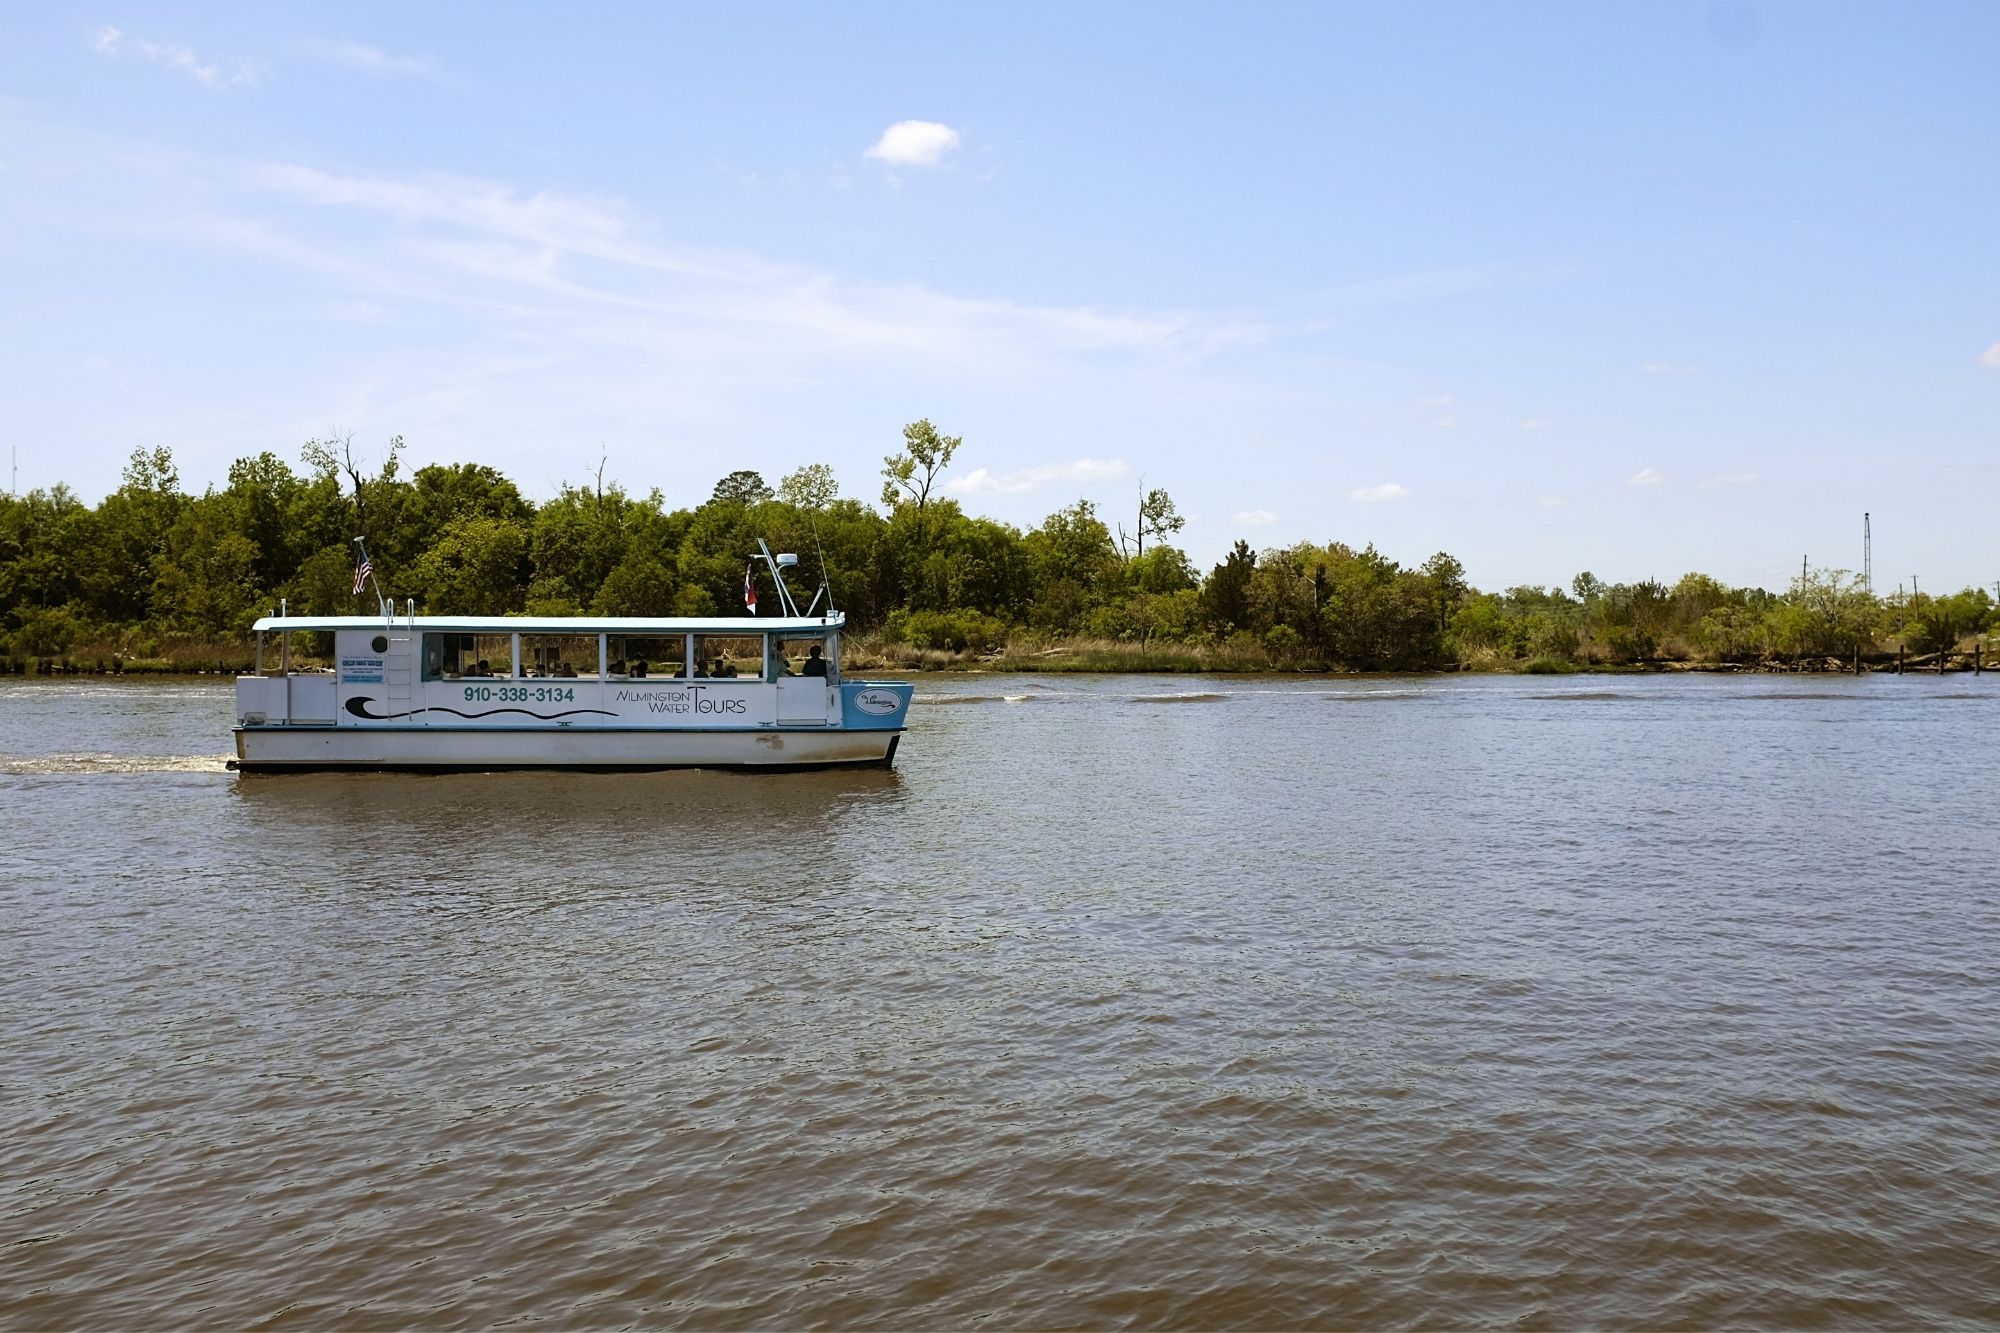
231, 547, 912, 772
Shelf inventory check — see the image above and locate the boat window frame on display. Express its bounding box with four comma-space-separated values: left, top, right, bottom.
768, 632, 834, 681
605, 632, 691, 681
422, 631, 517, 681
690, 633, 765, 680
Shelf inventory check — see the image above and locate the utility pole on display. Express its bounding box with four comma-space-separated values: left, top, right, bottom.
1863, 513, 1872, 595
1802, 554, 1808, 587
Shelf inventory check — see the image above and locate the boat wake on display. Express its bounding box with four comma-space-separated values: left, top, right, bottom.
1528, 691, 1633, 701
0, 752, 232, 776
1130, 692, 1230, 704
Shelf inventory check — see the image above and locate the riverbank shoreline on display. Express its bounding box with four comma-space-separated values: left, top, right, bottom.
6, 652, 1990, 679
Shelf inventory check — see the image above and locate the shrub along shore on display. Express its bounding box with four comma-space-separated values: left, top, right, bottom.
4, 427, 1994, 677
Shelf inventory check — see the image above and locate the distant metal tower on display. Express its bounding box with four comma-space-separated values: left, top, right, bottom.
1863, 513, 1872, 595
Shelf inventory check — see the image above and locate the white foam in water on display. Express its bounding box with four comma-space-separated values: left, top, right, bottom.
0, 752, 232, 775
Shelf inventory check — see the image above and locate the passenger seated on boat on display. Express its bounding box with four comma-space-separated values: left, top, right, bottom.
769, 651, 793, 680
607, 659, 626, 676
632, 659, 648, 678
711, 658, 738, 678
801, 645, 827, 678
473, 659, 493, 677
556, 662, 577, 678
665, 660, 685, 678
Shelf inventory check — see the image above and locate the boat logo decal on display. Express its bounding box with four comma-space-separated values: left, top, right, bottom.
854, 688, 902, 715
344, 696, 617, 723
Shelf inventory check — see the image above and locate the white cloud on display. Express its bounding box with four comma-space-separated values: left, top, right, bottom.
245, 163, 1224, 362
315, 41, 439, 79
864, 120, 962, 168
0, 120, 1292, 505
1349, 483, 1409, 503
1519, 417, 1552, 431
949, 458, 1129, 495
1415, 393, 1454, 428
91, 25, 264, 90
1233, 509, 1278, 526
1535, 495, 1570, 509
1699, 471, 1758, 488
1981, 342, 2000, 369
1640, 361, 1697, 375
1628, 467, 1665, 487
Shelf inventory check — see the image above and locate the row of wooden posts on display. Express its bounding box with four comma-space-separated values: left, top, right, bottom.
1865, 643, 1984, 674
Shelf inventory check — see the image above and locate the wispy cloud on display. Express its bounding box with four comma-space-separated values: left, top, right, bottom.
1349, 483, 1409, 503
949, 458, 1129, 495
0, 118, 1322, 505
1981, 342, 2000, 369
864, 120, 962, 168
1233, 509, 1278, 526
241, 163, 1229, 367
1628, 467, 1666, 487
1640, 361, 1697, 375
1535, 495, 1570, 509
1415, 393, 1454, 429
313, 41, 439, 79
92, 26, 264, 90
1699, 471, 1758, 488
1519, 417, 1552, 431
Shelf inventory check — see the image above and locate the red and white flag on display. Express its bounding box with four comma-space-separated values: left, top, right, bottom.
743, 564, 757, 615
352, 556, 373, 597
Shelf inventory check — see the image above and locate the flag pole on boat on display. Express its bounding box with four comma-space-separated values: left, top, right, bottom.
351, 536, 387, 618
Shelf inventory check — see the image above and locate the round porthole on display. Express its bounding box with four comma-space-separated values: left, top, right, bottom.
371, 635, 390, 653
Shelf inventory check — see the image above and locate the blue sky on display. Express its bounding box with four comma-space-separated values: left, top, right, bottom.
2, 2, 1995, 592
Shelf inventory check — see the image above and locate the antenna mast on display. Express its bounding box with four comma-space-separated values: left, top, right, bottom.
1863, 513, 1872, 595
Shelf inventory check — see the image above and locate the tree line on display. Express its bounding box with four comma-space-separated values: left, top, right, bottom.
1, 421, 1993, 669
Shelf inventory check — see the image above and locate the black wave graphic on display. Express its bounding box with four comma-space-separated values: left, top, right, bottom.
344, 697, 617, 723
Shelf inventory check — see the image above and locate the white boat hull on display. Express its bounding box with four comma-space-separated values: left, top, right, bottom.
233, 726, 902, 772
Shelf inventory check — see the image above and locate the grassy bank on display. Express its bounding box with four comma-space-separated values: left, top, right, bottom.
841, 634, 1995, 675
6, 633, 1988, 678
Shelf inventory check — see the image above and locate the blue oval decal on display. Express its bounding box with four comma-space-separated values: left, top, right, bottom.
855, 688, 901, 715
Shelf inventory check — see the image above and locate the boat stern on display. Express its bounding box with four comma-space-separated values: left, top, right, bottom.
840, 681, 914, 731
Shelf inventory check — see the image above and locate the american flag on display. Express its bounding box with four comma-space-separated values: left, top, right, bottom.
743, 563, 758, 615
352, 556, 373, 597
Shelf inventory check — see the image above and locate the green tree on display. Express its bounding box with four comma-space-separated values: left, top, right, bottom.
593, 555, 679, 617
1203, 540, 1256, 632
1122, 484, 1185, 560
151, 491, 261, 637
880, 418, 960, 519
408, 513, 529, 615
1904, 587, 1992, 657
711, 470, 775, 507
777, 463, 839, 511
302, 433, 405, 557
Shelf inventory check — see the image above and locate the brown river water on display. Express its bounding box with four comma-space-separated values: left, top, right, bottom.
4, 673, 1999, 1328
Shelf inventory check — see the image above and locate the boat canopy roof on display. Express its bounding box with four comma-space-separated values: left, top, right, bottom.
252, 612, 845, 634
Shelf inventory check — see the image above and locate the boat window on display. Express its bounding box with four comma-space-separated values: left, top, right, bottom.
607, 634, 688, 680
519, 634, 597, 679
692, 635, 762, 679
424, 632, 514, 680
770, 636, 829, 680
